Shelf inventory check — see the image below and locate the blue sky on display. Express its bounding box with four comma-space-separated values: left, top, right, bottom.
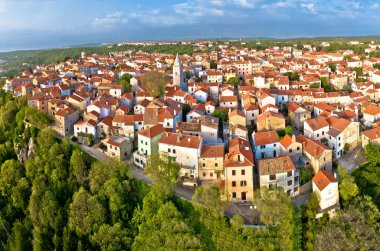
0, 0, 379, 51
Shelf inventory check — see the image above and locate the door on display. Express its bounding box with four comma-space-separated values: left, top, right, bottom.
241, 192, 246, 201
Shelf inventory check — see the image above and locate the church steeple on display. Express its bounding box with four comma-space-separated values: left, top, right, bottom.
173, 53, 186, 91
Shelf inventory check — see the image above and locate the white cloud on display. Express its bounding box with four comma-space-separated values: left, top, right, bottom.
233, 0, 256, 8
300, 2, 317, 14
92, 12, 128, 28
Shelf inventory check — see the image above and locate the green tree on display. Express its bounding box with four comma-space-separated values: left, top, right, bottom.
338, 167, 359, 203
320, 77, 331, 92
192, 186, 229, 214
328, 63, 337, 73
211, 109, 228, 123
145, 153, 180, 189
70, 148, 91, 187
254, 187, 300, 250
89, 158, 129, 193
68, 187, 106, 236
302, 192, 319, 251
118, 73, 133, 93
309, 82, 320, 88
226, 77, 241, 86
132, 202, 202, 250
315, 203, 380, 251
364, 143, 380, 165
91, 223, 132, 251
283, 72, 300, 81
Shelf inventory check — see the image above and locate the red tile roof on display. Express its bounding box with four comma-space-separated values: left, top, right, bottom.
312, 170, 337, 191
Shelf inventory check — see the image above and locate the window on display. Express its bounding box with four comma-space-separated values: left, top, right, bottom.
289, 149, 293, 153
203, 172, 206, 177
273, 144, 276, 147
260, 145, 266, 149
202, 163, 206, 167
287, 171, 292, 177
210, 172, 213, 177
173, 149, 176, 154
240, 181, 247, 186
232, 192, 236, 198
241, 169, 245, 175
232, 170, 236, 176
168, 149, 171, 153
145, 142, 147, 145
232, 181, 236, 187
287, 180, 293, 186
297, 147, 300, 150
270, 174, 276, 181
261, 153, 265, 159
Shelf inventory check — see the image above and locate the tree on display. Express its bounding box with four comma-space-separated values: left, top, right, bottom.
145, 153, 180, 188
328, 63, 337, 73
254, 187, 301, 250
352, 161, 380, 208
118, 73, 133, 93
315, 204, 380, 251
373, 63, 380, 70
364, 143, 380, 165
70, 148, 91, 187
354, 67, 363, 78
302, 193, 319, 251
89, 158, 129, 193
309, 82, 320, 88
91, 223, 132, 251
68, 187, 106, 236
320, 77, 331, 92
283, 72, 300, 81
211, 109, 228, 123
338, 167, 358, 203
140, 71, 168, 97
226, 77, 240, 86
210, 60, 217, 69
182, 103, 191, 121
192, 186, 229, 214
132, 202, 202, 250
284, 126, 293, 136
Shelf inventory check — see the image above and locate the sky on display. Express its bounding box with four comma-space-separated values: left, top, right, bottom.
0, 0, 379, 51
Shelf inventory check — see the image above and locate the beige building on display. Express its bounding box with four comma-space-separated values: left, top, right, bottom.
54, 106, 80, 137
297, 135, 333, 174
362, 127, 380, 148
258, 156, 300, 197
224, 137, 254, 202
256, 111, 285, 132
199, 145, 225, 182
104, 135, 133, 161
327, 117, 360, 158
288, 103, 311, 130
279, 135, 303, 164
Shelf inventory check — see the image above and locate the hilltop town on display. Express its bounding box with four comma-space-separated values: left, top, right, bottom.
3, 39, 380, 217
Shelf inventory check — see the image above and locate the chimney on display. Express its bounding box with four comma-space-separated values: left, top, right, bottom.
333, 172, 337, 179
292, 134, 296, 142
174, 109, 177, 116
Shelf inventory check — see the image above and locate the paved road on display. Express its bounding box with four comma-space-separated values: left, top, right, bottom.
336, 146, 365, 173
